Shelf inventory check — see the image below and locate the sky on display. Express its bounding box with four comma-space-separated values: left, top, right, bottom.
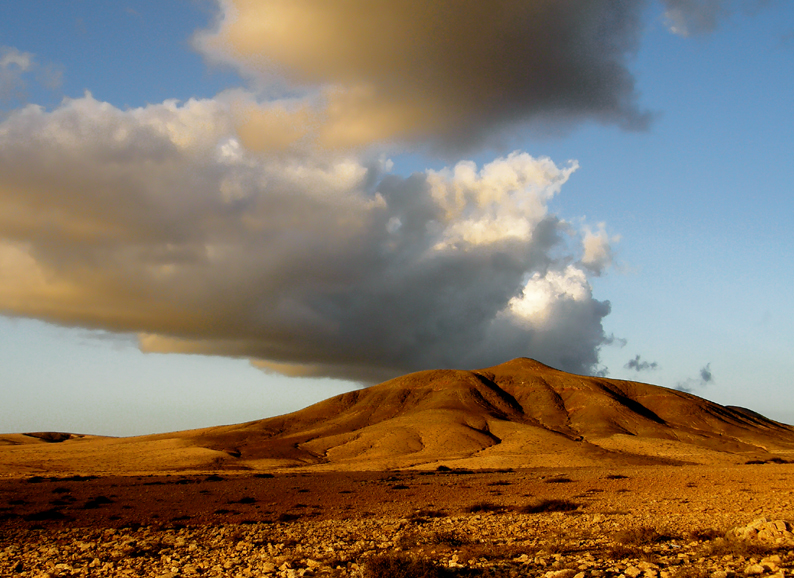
0, 0, 792, 437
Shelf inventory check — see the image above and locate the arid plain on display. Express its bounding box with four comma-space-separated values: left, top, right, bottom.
2, 358, 794, 577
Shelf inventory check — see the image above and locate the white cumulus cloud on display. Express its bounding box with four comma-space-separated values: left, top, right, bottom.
0, 94, 617, 382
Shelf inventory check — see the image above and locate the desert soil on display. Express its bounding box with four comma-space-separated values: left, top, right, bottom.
1, 463, 794, 577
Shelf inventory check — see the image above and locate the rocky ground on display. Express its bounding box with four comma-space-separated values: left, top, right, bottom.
1, 464, 793, 577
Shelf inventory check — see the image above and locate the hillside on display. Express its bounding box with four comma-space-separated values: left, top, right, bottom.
2, 358, 793, 475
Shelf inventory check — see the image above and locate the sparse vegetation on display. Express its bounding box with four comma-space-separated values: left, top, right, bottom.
82, 496, 114, 509
430, 530, 469, 547
746, 457, 791, 465
409, 509, 447, 522
520, 499, 580, 514
364, 553, 448, 578
613, 526, 672, 546
544, 477, 574, 483
464, 501, 504, 513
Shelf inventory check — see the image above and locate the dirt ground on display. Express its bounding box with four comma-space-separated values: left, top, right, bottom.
0, 464, 792, 530
1, 464, 793, 577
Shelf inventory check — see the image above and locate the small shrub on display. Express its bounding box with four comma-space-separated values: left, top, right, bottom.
24, 508, 70, 521
62, 474, 97, 482
458, 543, 531, 562
277, 513, 301, 522
520, 499, 580, 514
364, 553, 447, 578
606, 543, 638, 560
487, 480, 512, 486
605, 474, 628, 480
674, 567, 712, 578
768, 457, 791, 464
544, 477, 573, 484
82, 496, 114, 509
232, 496, 257, 504
430, 530, 470, 547
410, 509, 447, 522
395, 531, 421, 548
688, 528, 721, 541
465, 501, 504, 513
614, 526, 670, 546
705, 537, 784, 557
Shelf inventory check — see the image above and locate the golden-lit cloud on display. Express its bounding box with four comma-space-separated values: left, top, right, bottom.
0, 95, 616, 381
196, 0, 652, 150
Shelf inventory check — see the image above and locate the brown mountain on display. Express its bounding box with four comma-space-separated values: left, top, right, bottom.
2, 358, 793, 475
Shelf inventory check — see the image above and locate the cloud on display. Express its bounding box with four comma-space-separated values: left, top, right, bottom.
699, 362, 713, 383
0, 94, 617, 382
194, 0, 653, 150
659, 0, 772, 37
624, 354, 659, 372
676, 363, 714, 391
0, 46, 62, 107
0, 46, 34, 103
661, 0, 729, 36
580, 223, 620, 276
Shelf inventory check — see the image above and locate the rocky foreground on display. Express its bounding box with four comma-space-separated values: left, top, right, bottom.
1, 464, 793, 578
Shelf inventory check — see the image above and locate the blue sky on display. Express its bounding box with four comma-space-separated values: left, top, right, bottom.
1, 1, 792, 436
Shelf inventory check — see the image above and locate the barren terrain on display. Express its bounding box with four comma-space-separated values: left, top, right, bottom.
2, 464, 794, 577
2, 359, 794, 577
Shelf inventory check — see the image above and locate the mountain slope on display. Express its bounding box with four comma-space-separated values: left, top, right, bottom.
2, 358, 793, 475
190, 358, 794, 470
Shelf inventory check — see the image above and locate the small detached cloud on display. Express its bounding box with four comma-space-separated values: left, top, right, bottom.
661, 0, 729, 36
660, 0, 772, 37
624, 354, 659, 372
580, 223, 620, 276
0, 46, 62, 107
676, 363, 714, 392
0, 47, 34, 103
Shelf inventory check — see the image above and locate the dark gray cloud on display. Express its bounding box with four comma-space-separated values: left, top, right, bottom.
197, 0, 653, 150
676, 363, 715, 391
624, 354, 659, 372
